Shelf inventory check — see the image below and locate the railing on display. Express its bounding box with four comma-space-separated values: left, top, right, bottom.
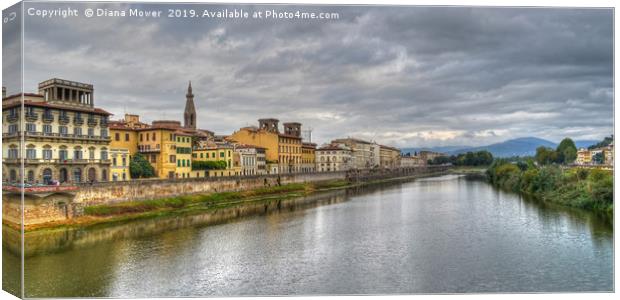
87, 118, 97, 126
6, 114, 18, 123
73, 117, 84, 125
42, 114, 54, 122
100, 119, 108, 127
21, 131, 111, 141
58, 115, 70, 124
25, 112, 38, 121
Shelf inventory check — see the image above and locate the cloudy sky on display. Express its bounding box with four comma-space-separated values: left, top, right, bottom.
6, 2, 614, 147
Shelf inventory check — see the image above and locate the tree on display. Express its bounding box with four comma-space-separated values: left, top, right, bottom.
592, 152, 604, 164
129, 153, 156, 178
588, 135, 614, 150
556, 138, 577, 164
535, 146, 557, 165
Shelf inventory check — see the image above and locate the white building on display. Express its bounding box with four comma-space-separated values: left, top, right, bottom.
316, 144, 353, 172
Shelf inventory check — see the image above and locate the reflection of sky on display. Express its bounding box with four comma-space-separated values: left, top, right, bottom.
18, 177, 613, 296
10, 2, 613, 148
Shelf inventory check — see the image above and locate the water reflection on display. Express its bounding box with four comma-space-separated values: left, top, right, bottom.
2, 175, 613, 297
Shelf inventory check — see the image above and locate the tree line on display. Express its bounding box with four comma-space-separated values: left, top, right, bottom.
428, 150, 494, 166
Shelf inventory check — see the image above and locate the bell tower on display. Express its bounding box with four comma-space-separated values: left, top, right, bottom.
184, 81, 196, 129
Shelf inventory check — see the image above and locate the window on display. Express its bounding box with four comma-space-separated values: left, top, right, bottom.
115, 132, 120, 141
88, 128, 94, 137
26, 123, 36, 132
8, 124, 18, 134
43, 124, 52, 134
26, 148, 36, 159
101, 149, 108, 160
151, 154, 156, 163
212, 153, 215, 158
89, 148, 95, 159
220, 152, 225, 158
122, 157, 126, 166
59, 126, 68, 135
125, 133, 129, 141
113, 157, 117, 166
140, 133, 143, 142
146, 133, 150, 141
100, 129, 108, 138
8, 147, 18, 159
152, 132, 156, 141
43, 148, 52, 160
74, 127, 82, 136
170, 155, 176, 163
74, 149, 83, 160
59, 149, 68, 160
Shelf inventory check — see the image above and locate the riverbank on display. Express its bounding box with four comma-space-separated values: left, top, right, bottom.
487, 162, 613, 215
17, 169, 451, 232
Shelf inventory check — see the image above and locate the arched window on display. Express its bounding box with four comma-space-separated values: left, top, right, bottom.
43, 168, 53, 184
59, 168, 68, 182
88, 168, 97, 182
73, 168, 82, 183
9, 169, 17, 182
101, 169, 108, 182
27, 170, 35, 183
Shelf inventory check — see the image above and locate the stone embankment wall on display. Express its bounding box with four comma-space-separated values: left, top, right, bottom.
3, 166, 450, 226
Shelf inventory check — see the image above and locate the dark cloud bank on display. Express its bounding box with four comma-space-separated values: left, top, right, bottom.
15, 3, 613, 147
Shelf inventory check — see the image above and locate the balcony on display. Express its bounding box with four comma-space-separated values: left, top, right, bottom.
73, 117, 84, 126
100, 119, 108, 127
87, 118, 97, 126
19, 131, 111, 141
25, 112, 38, 122
42, 113, 54, 123
6, 114, 18, 123
58, 115, 70, 124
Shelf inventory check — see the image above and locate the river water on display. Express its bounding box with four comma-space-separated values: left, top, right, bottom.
3, 175, 613, 297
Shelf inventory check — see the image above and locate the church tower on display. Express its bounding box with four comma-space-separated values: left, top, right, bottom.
184, 81, 197, 129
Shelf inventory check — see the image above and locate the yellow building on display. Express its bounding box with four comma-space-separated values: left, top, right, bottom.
192, 141, 240, 177
576, 149, 592, 165
136, 122, 179, 179
379, 145, 402, 169
228, 118, 303, 173
109, 114, 144, 181
175, 130, 193, 179
301, 142, 317, 173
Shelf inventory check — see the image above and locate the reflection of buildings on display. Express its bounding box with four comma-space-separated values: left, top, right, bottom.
2, 78, 112, 184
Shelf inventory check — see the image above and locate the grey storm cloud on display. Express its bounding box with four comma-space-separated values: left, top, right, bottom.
6, 2, 613, 148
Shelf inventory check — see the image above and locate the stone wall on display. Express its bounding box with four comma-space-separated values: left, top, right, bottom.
3, 166, 450, 226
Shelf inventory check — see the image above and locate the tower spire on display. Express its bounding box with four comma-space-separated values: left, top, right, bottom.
184, 81, 197, 130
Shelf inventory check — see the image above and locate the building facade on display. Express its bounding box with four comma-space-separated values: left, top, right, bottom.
301, 142, 317, 173
316, 144, 353, 172
331, 138, 379, 169
379, 145, 401, 169
228, 118, 303, 174
2, 78, 112, 184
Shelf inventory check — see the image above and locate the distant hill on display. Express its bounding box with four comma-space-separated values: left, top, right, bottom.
402, 137, 600, 158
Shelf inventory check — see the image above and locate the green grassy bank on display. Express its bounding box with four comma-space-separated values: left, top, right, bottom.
24, 170, 451, 232
487, 162, 613, 215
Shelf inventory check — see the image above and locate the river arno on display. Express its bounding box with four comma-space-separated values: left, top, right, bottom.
3, 174, 613, 297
